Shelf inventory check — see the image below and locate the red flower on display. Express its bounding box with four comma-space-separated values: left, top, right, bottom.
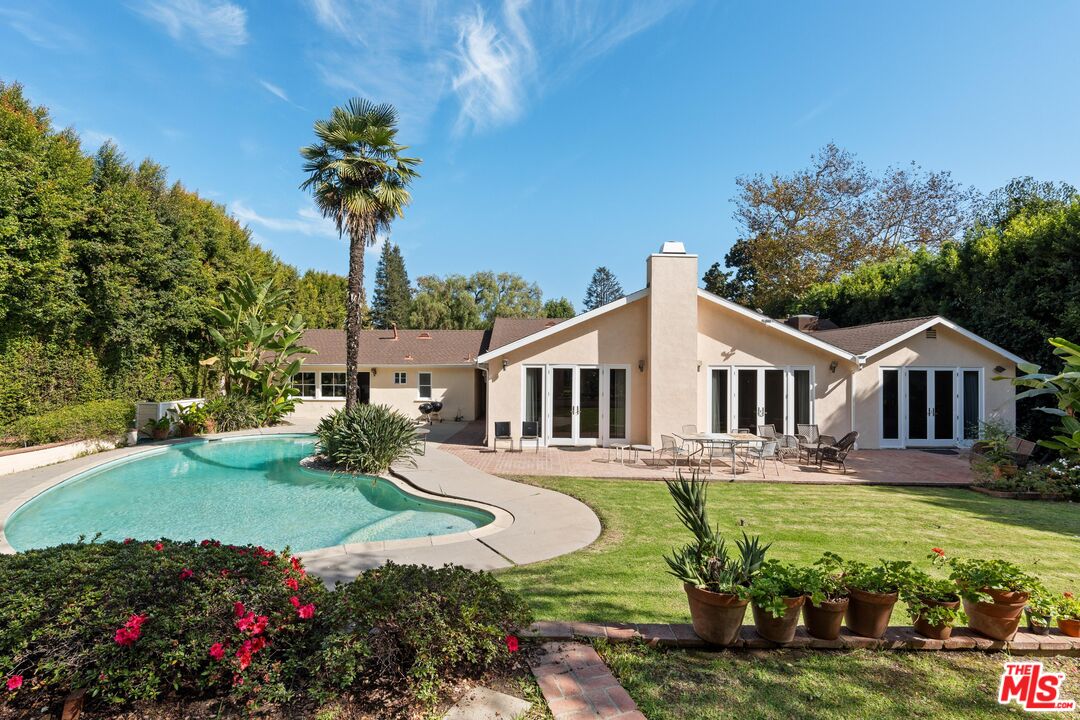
1066, 592, 1075, 599
232, 674, 244, 687
153, 542, 164, 551
284, 577, 299, 591
123, 538, 134, 544
297, 604, 315, 620
179, 568, 194, 581
114, 614, 146, 646
234, 602, 246, 618
220, 569, 231, 577
288, 596, 300, 608
126, 614, 147, 629
931, 548, 945, 557
209, 643, 225, 661
505, 635, 519, 653
6, 676, 23, 691
236, 649, 252, 670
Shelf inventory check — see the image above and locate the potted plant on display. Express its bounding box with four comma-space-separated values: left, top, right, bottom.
904, 569, 964, 640
1025, 588, 1057, 636
144, 416, 171, 441
935, 552, 1042, 641
801, 553, 850, 640
1056, 592, 1080, 638
169, 403, 207, 438
124, 423, 140, 447
749, 561, 806, 644
842, 558, 913, 638
664, 473, 770, 646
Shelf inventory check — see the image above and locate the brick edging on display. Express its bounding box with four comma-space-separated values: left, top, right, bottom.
529, 641, 646, 719
521, 621, 1080, 655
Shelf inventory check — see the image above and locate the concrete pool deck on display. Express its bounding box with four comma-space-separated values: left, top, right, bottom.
0, 423, 601, 585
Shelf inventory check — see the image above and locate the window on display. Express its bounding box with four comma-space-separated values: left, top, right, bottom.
320, 372, 346, 398
793, 369, 812, 426
963, 370, 981, 440
417, 372, 432, 399
710, 369, 728, 433
393, 371, 407, 385
294, 371, 316, 398
882, 369, 900, 440
524, 367, 544, 428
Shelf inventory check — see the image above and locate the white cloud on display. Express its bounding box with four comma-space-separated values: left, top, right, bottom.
231, 200, 389, 255
133, 0, 248, 54
259, 80, 290, 103
304, 0, 682, 136
81, 129, 120, 150
0, 8, 84, 51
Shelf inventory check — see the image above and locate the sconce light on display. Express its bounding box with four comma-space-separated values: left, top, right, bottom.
829, 360, 839, 373
638, 359, 645, 373
370, 367, 377, 376
502, 359, 509, 370
993, 365, 1006, 374
697, 360, 702, 372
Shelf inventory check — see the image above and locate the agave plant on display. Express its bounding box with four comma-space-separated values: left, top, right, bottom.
663, 471, 769, 594
315, 404, 422, 474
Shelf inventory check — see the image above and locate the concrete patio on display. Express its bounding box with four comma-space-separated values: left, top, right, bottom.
437, 423, 974, 485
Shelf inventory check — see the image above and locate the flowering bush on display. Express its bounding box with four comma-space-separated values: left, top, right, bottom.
316, 563, 531, 714
1057, 592, 1080, 621
0, 546, 528, 716
977, 457, 1080, 500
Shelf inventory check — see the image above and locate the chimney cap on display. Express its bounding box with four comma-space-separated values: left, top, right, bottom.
658, 241, 686, 254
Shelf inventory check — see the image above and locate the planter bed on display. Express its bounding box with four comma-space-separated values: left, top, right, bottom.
521, 621, 1080, 654
969, 485, 1070, 502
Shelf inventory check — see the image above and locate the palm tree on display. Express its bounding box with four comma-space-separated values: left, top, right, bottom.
300, 99, 420, 410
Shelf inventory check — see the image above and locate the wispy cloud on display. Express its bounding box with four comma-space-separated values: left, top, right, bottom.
305, 0, 682, 137
0, 7, 85, 51
259, 80, 290, 103
230, 201, 340, 239
132, 0, 248, 54
81, 129, 120, 150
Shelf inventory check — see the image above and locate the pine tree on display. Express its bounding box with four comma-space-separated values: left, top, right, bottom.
582, 266, 624, 311
371, 242, 413, 329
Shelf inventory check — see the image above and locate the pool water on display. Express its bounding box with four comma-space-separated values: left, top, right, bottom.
4, 435, 493, 552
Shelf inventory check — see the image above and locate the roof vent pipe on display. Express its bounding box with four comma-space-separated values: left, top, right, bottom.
391, 322, 398, 340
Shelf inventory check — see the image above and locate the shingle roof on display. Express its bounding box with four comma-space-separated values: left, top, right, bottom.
299, 328, 486, 366
805, 316, 937, 355
486, 317, 566, 353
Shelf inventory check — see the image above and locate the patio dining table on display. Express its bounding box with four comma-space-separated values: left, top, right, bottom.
674, 432, 766, 480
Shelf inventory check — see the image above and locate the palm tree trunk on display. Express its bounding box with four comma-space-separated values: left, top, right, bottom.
344, 227, 366, 412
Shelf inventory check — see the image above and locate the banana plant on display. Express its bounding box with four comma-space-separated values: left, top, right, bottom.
1007, 337, 1080, 458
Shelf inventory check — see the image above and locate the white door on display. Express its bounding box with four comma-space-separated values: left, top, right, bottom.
602, 365, 631, 445
546, 365, 627, 446
904, 368, 957, 446
734, 367, 789, 434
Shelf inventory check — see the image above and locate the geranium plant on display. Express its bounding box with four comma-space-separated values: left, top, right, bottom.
749, 561, 806, 618
931, 552, 1043, 601
1058, 592, 1080, 621
1026, 587, 1058, 627
834, 553, 916, 595
903, 569, 965, 628
802, 553, 849, 605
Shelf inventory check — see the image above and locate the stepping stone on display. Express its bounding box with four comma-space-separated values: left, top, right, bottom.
442, 686, 532, 720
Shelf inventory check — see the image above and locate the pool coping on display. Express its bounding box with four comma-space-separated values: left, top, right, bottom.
0, 431, 513, 557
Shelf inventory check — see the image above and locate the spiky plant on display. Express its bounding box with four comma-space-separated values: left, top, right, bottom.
315, 404, 421, 475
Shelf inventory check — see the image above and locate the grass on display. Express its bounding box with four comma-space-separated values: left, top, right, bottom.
496, 476, 1080, 622
597, 642, 1080, 720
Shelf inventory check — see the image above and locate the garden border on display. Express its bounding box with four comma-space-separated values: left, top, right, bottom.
521, 621, 1080, 655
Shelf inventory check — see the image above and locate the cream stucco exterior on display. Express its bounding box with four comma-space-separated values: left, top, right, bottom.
298, 365, 479, 422
477, 244, 1020, 450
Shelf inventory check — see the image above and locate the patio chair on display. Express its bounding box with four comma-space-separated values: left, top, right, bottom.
1005, 435, 1036, 467
520, 421, 541, 453
657, 434, 693, 468
493, 421, 516, 452
681, 424, 698, 434
777, 434, 799, 461
796, 424, 821, 463
745, 440, 782, 477
756, 424, 777, 439
815, 431, 859, 473
701, 438, 735, 472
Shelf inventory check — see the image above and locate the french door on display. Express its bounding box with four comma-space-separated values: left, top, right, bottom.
711, 367, 814, 435
890, 367, 982, 447
544, 365, 629, 446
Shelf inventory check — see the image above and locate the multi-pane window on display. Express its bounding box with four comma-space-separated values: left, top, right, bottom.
418, 372, 432, 399
294, 372, 316, 398
393, 372, 407, 385
320, 372, 346, 398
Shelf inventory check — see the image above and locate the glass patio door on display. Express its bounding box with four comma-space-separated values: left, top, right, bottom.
546, 365, 626, 446
904, 368, 957, 446
735, 368, 787, 433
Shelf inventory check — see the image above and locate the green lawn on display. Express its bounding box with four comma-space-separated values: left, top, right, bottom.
497, 477, 1080, 622
597, 642, 1080, 720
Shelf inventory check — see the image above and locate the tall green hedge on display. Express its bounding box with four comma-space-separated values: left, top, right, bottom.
5, 400, 134, 446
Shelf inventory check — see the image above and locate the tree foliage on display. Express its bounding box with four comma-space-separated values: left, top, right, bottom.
543, 297, 575, 318
294, 270, 349, 329
583, 266, 624, 311
409, 271, 544, 329
371, 241, 412, 329
711, 143, 975, 315
300, 98, 420, 410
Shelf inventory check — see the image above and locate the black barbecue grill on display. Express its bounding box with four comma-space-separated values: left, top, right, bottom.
418, 401, 443, 422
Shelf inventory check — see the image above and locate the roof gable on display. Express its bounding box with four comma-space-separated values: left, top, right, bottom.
300, 328, 485, 366
811, 316, 1026, 364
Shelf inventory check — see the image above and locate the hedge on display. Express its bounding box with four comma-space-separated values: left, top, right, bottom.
5, 399, 134, 446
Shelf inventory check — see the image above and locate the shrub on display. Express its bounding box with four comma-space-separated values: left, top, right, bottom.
0, 539, 329, 709
6, 399, 134, 446
0, 338, 108, 427
315, 404, 422, 474
203, 393, 262, 433
316, 563, 531, 713
975, 458, 1080, 499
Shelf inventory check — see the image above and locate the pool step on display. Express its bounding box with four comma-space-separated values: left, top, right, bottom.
341, 511, 419, 544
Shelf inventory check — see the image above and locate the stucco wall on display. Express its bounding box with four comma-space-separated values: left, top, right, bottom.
485, 299, 649, 445
647, 253, 700, 447
853, 326, 1017, 449
301, 365, 479, 421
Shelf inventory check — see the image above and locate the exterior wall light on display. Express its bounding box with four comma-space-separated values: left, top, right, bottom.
371, 367, 377, 375
502, 359, 509, 370
993, 365, 1007, 374
829, 360, 839, 373
638, 360, 645, 372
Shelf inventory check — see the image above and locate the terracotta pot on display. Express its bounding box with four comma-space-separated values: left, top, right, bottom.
179, 423, 198, 438
845, 588, 898, 638
802, 597, 849, 640
752, 596, 805, 644
151, 427, 169, 441
962, 588, 1029, 641
912, 596, 960, 640
1058, 618, 1080, 638
204, 418, 216, 434
1026, 609, 1052, 636
684, 583, 749, 646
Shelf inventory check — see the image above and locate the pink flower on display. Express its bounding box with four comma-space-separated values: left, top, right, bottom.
153, 542, 164, 551
234, 602, 246, 618
288, 596, 300, 608
123, 538, 134, 544
220, 569, 231, 577
297, 604, 315, 620
178, 568, 194, 581
126, 614, 147, 630
114, 614, 146, 646
232, 674, 244, 687
284, 577, 299, 591
209, 643, 225, 661
236, 649, 252, 670
505, 635, 519, 653
6, 676, 23, 691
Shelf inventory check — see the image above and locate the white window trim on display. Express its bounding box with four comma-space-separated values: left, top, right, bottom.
393, 371, 408, 385
521, 365, 546, 440
709, 365, 815, 435
318, 371, 347, 399
878, 367, 904, 448
295, 371, 317, 399
417, 371, 432, 400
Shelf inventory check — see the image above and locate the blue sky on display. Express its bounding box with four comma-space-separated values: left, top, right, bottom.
2, 1, 1079, 307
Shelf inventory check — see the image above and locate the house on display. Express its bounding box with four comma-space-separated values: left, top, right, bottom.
298, 242, 1022, 450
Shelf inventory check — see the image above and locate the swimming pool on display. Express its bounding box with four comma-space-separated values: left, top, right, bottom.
4, 435, 494, 552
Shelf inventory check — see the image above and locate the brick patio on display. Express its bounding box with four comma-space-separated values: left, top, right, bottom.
529, 642, 646, 719
437, 423, 974, 485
